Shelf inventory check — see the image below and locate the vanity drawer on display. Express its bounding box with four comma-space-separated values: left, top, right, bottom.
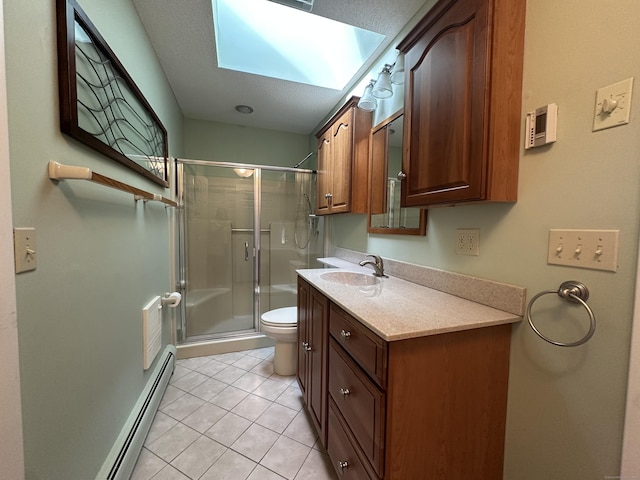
329, 338, 385, 476
329, 303, 387, 387
327, 401, 378, 480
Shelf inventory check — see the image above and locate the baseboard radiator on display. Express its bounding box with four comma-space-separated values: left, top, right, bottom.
96, 345, 176, 480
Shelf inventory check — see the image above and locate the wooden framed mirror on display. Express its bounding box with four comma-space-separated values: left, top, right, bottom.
368, 110, 427, 235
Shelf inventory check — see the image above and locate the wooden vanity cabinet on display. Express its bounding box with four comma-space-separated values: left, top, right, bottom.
298, 277, 513, 479
296, 277, 310, 399
397, 0, 525, 207
296, 276, 329, 447
316, 97, 372, 215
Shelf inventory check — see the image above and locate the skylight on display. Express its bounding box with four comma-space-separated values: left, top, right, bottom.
212, 0, 385, 90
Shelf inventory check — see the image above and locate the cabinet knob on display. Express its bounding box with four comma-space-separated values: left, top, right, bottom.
338, 460, 349, 471
339, 387, 351, 397
397, 170, 407, 180
302, 341, 311, 352
325, 193, 333, 199
340, 329, 351, 341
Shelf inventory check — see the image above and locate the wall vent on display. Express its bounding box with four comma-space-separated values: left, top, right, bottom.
142, 296, 162, 370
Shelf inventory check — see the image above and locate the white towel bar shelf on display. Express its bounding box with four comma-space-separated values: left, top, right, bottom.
48, 161, 177, 207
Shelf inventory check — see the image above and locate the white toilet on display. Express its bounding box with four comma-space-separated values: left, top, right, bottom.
260, 306, 298, 376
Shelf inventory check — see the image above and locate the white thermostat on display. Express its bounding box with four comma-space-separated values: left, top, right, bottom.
525, 103, 557, 149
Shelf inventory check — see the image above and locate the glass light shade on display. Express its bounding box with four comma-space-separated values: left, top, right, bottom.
357, 81, 378, 111
390, 53, 405, 85
372, 64, 393, 99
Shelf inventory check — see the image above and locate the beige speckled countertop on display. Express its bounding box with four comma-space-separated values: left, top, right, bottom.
297, 265, 522, 342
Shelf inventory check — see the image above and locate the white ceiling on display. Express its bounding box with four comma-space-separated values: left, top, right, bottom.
131, 0, 427, 134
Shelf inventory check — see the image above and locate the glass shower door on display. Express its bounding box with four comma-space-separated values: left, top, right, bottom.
179, 163, 257, 341
259, 169, 316, 319
176, 159, 321, 344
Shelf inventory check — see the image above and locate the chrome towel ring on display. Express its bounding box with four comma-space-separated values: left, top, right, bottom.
526, 281, 596, 347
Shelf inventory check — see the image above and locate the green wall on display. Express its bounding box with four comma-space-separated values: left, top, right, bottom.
4, 0, 183, 478
332, 0, 640, 478
184, 118, 316, 170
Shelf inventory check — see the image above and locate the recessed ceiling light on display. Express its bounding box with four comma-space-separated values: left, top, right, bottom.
235, 105, 254, 114
233, 168, 254, 177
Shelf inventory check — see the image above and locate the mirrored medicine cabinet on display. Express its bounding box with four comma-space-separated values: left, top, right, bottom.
368, 110, 427, 235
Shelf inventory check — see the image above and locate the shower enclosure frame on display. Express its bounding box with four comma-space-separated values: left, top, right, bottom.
174, 158, 317, 348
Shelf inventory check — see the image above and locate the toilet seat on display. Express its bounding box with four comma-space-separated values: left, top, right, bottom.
260, 306, 297, 327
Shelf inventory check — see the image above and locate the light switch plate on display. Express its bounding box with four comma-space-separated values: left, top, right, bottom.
14, 227, 37, 273
593, 78, 633, 131
548, 229, 619, 272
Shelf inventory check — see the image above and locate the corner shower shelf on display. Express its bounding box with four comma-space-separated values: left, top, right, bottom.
48, 161, 177, 207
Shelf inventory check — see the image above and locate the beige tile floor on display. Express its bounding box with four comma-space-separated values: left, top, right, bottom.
131, 346, 339, 480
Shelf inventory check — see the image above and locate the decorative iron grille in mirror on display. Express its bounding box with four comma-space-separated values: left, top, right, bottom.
56, 0, 168, 187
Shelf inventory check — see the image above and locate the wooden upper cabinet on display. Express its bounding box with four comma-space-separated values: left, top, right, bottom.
316, 130, 332, 214
327, 109, 351, 213
398, 0, 525, 207
316, 97, 372, 215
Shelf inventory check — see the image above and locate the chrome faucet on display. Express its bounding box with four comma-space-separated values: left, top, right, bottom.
359, 254, 387, 277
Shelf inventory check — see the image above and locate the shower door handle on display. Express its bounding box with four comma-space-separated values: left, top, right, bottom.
244, 242, 249, 261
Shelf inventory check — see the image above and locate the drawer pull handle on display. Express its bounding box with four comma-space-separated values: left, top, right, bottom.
302, 341, 312, 352
339, 387, 351, 397
340, 329, 351, 341
338, 460, 349, 471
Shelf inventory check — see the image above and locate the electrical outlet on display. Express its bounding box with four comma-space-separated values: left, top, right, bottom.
456, 229, 480, 256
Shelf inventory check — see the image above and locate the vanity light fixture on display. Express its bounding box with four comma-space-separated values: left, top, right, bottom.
372, 64, 393, 99
357, 80, 378, 111
390, 53, 405, 84
235, 104, 254, 114
357, 51, 404, 111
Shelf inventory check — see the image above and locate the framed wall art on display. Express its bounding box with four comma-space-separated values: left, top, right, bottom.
56, 0, 169, 187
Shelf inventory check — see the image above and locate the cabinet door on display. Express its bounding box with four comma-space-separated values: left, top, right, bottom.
329, 109, 354, 214
308, 286, 329, 446
402, 0, 489, 206
296, 277, 310, 397
316, 133, 332, 214
369, 124, 388, 216
315, 97, 372, 215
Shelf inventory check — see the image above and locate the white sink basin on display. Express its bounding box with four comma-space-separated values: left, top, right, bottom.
320, 271, 380, 286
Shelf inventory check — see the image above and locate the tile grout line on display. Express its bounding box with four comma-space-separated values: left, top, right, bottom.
134, 347, 335, 480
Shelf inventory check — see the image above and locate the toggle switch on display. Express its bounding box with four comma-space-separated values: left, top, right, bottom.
14, 227, 37, 273
548, 229, 619, 272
